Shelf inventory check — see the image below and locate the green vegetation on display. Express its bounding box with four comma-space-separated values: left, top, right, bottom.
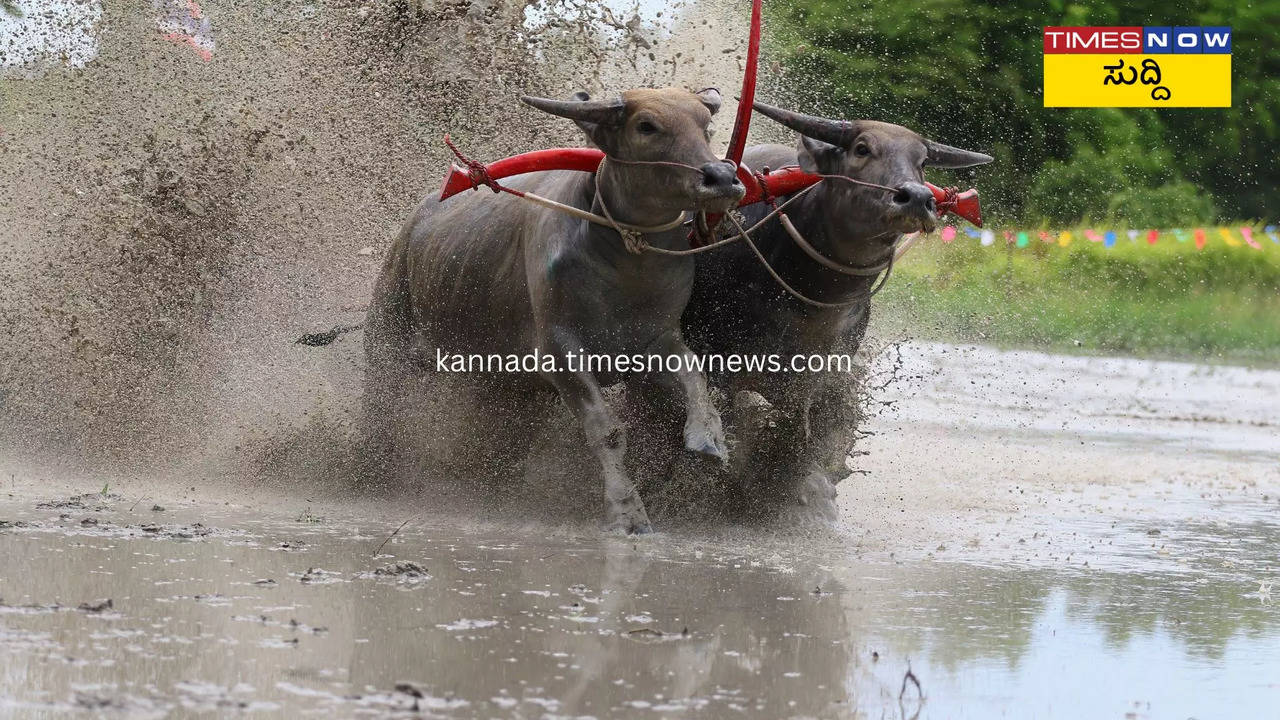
766, 0, 1279, 226
876, 235, 1280, 364
766, 1, 1278, 359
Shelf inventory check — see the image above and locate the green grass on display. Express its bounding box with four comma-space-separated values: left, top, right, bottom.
875, 232, 1280, 365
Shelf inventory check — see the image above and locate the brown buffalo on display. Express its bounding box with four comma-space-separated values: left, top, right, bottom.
364, 88, 745, 533
683, 102, 992, 517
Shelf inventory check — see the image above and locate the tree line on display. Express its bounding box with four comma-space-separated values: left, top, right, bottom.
765, 0, 1277, 226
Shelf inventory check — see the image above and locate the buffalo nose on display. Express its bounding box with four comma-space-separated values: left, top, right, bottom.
700, 162, 740, 188
893, 182, 936, 214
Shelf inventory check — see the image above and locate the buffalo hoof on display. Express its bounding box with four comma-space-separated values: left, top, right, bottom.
604, 494, 653, 535
605, 510, 653, 535
683, 423, 729, 464
793, 469, 839, 522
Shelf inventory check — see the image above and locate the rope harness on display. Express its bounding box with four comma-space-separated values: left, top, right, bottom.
444, 138, 912, 309
593, 157, 693, 254
446, 135, 693, 241
728, 166, 904, 306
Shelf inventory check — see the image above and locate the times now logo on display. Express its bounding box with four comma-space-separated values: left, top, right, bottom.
1044, 27, 1232, 54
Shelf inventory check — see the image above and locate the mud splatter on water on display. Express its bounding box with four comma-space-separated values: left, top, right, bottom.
0, 344, 1277, 715
0, 0, 752, 494
1, 484, 1278, 718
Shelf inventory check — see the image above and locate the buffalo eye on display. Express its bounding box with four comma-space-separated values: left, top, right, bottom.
854, 142, 871, 157
637, 120, 659, 135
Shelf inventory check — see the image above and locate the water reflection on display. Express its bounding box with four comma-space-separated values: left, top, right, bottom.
0, 499, 1276, 718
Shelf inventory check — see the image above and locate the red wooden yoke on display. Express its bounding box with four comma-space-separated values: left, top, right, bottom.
438, 148, 983, 228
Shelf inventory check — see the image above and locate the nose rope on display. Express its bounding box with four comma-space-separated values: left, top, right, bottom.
726, 211, 896, 309
593, 156, 689, 253
730, 171, 909, 305
812, 172, 899, 194
773, 164, 964, 216
441, 138, 908, 307
604, 155, 735, 175
445, 135, 689, 240
795, 164, 965, 216
765, 164, 898, 195
593, 156, 741, 253
746, 167, 931, 292
777, 213, 897, 277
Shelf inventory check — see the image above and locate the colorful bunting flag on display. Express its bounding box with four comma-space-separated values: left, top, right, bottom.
1241, 227, 1262, 249
156, 0, 216, 62
926, 224, 1276, 254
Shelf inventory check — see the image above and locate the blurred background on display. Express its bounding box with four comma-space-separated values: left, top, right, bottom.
764, 0, 1279, 363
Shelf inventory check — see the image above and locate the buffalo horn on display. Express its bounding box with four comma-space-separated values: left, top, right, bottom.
752, 101, 854, 147
521, 95, 626, 126
923, 139, 993, 168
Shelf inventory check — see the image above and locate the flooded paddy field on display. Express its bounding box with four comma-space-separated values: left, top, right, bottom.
2, 343, 1277, 719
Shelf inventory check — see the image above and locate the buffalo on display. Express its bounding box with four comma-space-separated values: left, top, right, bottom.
364, 87, 745, 534
683, 102, 992, 517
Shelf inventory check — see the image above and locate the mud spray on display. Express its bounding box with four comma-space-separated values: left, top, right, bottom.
1, 0, 840, 526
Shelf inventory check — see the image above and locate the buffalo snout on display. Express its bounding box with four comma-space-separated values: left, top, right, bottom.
690, 161, 746, 211
700, 162, 741, 189
892, 182, 936, 217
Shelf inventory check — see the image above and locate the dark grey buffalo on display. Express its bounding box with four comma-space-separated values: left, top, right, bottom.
364, 88, 745, 534
683, 102, 992, 516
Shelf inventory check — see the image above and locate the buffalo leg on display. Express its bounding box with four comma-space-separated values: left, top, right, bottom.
735, 374, 815, 485
644, 330, 728, 462
743, 374, 842, 520
541, 338, 652, 535
620, 375, 681, 496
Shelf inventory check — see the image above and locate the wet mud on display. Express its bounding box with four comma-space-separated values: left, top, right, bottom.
2, 342, 1278, 718
1, 483, 1277, 719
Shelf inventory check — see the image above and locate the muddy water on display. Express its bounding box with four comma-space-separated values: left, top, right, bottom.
2, 496, 1277, 719
3, 343, 1278, 719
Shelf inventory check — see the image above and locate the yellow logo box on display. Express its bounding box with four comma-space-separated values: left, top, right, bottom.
1044, 54, 1231, 107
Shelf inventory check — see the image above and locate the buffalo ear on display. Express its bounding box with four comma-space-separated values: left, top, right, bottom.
695, 87, 722, 116
796, 135, 844, 175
